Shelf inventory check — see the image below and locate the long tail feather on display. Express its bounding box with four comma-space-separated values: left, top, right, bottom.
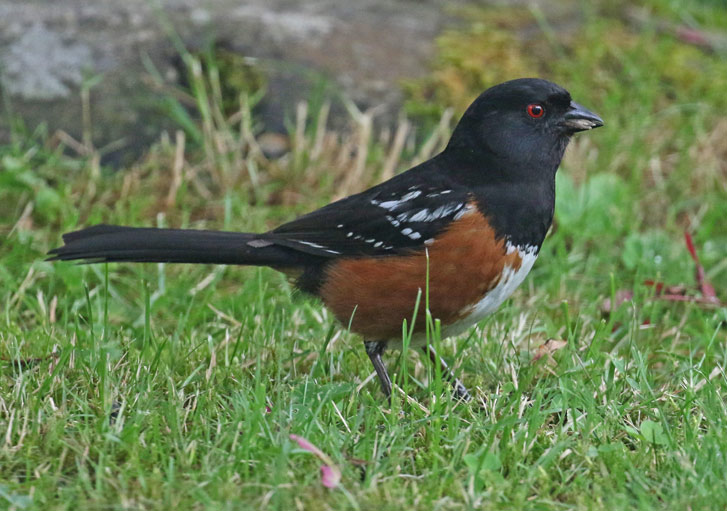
48, 224, 305, 267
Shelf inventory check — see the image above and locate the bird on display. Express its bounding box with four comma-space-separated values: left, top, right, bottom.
49, 78, 603, 402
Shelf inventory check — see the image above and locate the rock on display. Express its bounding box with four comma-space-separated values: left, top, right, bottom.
3, 23, 92, 101
257, 132, 291, 160
0, 0, 457, 164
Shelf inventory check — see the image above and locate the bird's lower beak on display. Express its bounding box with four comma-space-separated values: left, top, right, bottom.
561, 101, 604, 132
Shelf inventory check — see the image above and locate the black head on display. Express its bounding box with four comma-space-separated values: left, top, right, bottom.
446, 78, 603, 176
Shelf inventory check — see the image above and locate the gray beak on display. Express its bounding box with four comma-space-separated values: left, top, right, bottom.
561, 101, 604, 132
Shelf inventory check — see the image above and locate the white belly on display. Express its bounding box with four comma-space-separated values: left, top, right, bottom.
403, 243, 538, 348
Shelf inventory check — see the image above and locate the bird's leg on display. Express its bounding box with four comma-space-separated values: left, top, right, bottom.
423, 344, 471, 402
364, 340, 391, 399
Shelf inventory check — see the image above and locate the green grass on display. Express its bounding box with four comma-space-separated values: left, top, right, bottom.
2, 2, 727, 509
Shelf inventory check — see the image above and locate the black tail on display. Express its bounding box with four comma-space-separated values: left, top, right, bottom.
48, 224, 305, 267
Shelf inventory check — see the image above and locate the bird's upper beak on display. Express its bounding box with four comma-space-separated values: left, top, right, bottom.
561, 101, 604, 132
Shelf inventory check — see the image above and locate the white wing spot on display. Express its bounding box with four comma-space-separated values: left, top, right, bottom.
407, 209, 431, 222
429, 203, 463, 220
408, 231, 421, 240
426, 189, 453, 198
297, 240, 324, 249
373, 190, 422, 211
295, 240, 340, 255
247, 239, 274, 248
394, 203, 463, 224
377, 200, 402, 210
453, 203, 476, 220
401, 190, 422, 201
385, 215, 401, 227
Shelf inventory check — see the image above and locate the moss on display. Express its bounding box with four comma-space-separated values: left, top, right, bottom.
639, 0, 727, 29
404, 3, 727, 128
188, 47, 268, 116
403, 8, 538, 124
215, 49, 267, 109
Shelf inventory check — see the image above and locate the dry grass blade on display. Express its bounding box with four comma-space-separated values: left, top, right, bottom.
380, 118, 411, 183
165, 130, 186, 208
683, 231, 720, 304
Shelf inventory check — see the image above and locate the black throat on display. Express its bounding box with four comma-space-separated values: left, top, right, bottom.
441, 137, 568, 250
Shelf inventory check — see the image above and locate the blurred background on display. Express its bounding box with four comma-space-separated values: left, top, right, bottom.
2, 1, 727, 508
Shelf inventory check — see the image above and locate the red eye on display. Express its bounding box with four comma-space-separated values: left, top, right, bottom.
527, 104, 545, 118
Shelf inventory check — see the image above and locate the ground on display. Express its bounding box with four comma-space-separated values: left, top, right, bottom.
1, 1, 727, 509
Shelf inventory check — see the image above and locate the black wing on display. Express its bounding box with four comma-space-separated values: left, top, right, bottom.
267, 168, 472, 258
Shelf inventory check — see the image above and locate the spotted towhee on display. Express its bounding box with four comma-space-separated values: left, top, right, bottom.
49, 78, 603, 402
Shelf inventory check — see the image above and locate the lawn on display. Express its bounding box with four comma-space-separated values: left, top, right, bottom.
1, 1, 727, 510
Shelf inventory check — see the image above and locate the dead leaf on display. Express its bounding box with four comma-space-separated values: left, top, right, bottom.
532, 339, 568, 363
